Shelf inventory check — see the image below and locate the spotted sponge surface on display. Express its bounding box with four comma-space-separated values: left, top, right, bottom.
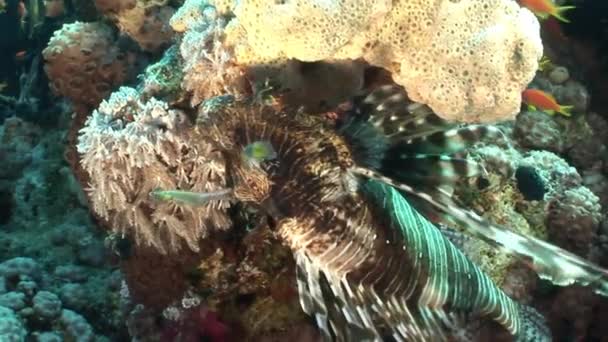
225, 0, 542, 123
232, 0, 391, 61
382, 0, 542, 122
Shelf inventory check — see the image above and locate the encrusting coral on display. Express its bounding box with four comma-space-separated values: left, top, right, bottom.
77, 87, 231, 253
140, 45, 185, 101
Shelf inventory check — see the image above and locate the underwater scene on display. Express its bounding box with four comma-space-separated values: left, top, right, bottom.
1, 0, 608, 341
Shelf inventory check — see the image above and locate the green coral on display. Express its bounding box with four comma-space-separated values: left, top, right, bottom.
141, 45, 185, 101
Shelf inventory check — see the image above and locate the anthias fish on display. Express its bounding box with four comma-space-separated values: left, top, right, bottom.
519, 0, 575, 23
522, 88, 573, 117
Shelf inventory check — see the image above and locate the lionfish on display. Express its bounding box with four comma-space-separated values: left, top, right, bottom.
165, 85, 608, 341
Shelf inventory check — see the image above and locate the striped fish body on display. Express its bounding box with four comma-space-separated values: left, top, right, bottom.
202, 100, 545, 341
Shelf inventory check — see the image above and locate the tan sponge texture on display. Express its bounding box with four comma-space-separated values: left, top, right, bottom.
222, 0, 543, 123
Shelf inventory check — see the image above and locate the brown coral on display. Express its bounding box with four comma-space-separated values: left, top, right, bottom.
96, 0, 175, 52
43, 21, 134, 114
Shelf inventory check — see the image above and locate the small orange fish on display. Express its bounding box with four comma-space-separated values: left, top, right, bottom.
522, 88, 572, 117
519, 0, 575, 23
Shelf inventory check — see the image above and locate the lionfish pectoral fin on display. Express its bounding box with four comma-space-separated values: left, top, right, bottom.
397, 124, 508, 155
436, 224, 474, 251
295, 251, 332, 340
294, 251, 380, 341
352, 84, 509, 153
381, 154, 486, 187
352, 165, 608, 297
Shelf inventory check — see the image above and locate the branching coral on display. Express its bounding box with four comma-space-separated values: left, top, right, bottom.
219, 0, 543, 122
77, 87, 230, 253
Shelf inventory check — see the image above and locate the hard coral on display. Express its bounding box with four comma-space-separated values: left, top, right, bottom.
0, 306, 26, 341
43, 22, 133, 114
514, 110, 565, 153
547, 186, 602, 257
77, 87, 230, 253
224, 0, 543, 122
230, 0, 391, 62
96, 0, 175, 52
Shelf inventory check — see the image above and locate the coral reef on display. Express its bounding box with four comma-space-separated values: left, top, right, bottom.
173, 1, 248, 106
0, 305, 26, 341
0, 256, 124, 340
0, 102, 127, 340
5, 0, 608, 340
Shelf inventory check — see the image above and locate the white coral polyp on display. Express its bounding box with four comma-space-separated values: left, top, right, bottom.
78, 87, 230, 253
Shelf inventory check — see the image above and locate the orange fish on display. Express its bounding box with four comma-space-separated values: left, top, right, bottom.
522, 89, 573, 117
519, 0, 575, 22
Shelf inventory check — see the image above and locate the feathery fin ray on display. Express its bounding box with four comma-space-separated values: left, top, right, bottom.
352, 165, 608, 297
